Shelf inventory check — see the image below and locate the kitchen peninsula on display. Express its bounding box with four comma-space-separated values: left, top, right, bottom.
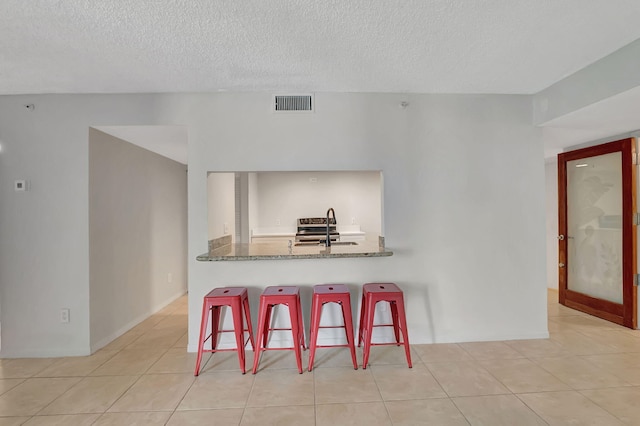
197, 236, 392, 261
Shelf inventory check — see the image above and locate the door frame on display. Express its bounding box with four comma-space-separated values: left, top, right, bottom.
557, 137, 637, 328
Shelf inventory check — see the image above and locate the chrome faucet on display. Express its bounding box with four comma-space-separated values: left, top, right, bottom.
326, 208, 336, 247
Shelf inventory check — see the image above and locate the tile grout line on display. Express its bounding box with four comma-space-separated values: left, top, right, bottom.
577, 387, 635, 424
163, 371, 198, 426
238, 363, 258, 426
367, 363, 394, 424
511, 393, 552, 425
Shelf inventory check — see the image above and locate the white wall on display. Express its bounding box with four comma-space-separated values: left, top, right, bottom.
0, 94, 161, 357
546, 160, 559, 289
153, 92, 548, 350
88, 129, 188, 351
206, 172, 235, 241
255, 171, 381, 234
0, 91, 548, 356
403, 94, 547, 342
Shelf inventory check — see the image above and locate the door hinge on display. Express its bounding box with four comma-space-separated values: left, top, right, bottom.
635, 274, 639, 287
634, 153, 638, 166
635, 213, 640, 226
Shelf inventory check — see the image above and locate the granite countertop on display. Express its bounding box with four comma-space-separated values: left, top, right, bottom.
197, 240, 393, 261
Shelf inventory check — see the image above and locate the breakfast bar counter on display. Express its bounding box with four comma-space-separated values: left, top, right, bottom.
197, 240, 393, 261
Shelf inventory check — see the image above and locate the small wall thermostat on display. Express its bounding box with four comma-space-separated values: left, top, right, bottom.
14, 180, 27, 192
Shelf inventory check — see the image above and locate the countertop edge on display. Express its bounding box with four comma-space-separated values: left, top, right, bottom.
196, 250, 393, 261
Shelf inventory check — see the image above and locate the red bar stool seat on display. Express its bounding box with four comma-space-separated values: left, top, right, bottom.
308, 284, 358, 371
358, 282, 412, 369
194, 287, 255, 375
252, 286, 306, 374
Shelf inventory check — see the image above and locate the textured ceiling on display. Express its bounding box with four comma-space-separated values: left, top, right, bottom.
2, 1, 640, 95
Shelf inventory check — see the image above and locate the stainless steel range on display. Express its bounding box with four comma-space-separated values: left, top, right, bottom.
295, 216, 339, 244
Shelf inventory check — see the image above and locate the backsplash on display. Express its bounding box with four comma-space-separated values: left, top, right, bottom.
208, 234, 232, 255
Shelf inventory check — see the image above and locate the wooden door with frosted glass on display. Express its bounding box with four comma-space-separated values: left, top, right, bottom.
558, 138, 637, 328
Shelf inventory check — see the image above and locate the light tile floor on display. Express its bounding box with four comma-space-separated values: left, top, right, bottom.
2, 290, 640, 425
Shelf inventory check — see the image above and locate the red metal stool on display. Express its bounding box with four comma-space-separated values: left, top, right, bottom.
252, 286, 306, 374
358, 282, 412, 369
194, 287, 255, 375
308, 284, 358, 371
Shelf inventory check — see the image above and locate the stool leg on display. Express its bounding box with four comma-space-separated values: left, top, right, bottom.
341, 298, 359, 370
288, 302, 304, 374
210, 306, 221, 350
242, 295, 255, 350
194, 300, 210, 376
231, 300, 247, 374
262, 304, 274, 348
396, 298, 412, 368
307, 296, 323, 372
362, 298, 376, 370
390, 301, 400, 346
297, 293, 306, 350
252, 299, 269, 374
358, 292, 366, 347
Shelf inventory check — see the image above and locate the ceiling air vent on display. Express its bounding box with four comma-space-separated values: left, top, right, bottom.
273, 95, 313, 112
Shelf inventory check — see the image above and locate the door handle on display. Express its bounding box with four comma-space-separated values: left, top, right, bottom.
559, 263, 565, 268
558, 235, 564, 240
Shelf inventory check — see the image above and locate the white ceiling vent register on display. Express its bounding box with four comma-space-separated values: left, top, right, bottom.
273, 95, 313, 112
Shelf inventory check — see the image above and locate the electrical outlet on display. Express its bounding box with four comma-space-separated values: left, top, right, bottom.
167, 273, 173, 283
351, 217, 356, 225
60, 308, 70, 323
276, 218, 281, 226
224, 223, 229, 234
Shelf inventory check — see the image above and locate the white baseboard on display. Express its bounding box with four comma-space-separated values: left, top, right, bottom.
186, 328, 551, 352
412, 330, 550, 344
0, 346, 92, 358
187, 336, 354, 353
90, 290, 187, 353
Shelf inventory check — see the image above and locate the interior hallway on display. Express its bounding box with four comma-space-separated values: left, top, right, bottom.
1, 290, 640, 425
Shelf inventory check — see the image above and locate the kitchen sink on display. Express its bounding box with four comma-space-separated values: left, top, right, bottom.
294, 241, 358, 246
